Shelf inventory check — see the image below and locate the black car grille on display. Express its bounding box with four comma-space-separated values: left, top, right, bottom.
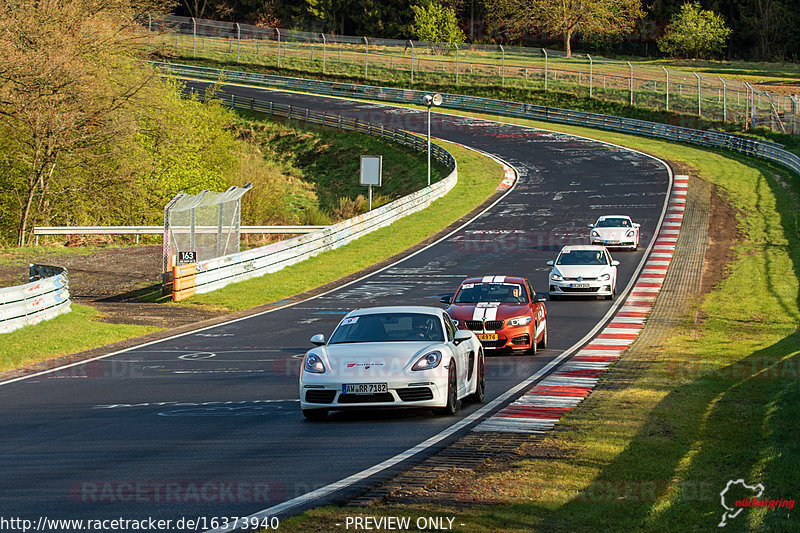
561, 286, 600, 293
465, 320, 504, 331
397, 387, 434, 402
338, 392, 394, 403
305, 390, 336, 404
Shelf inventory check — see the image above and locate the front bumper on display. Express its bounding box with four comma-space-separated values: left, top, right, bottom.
550, 279, 612, 297
591, 238, 635, 249
463, 324, 535, 351
299, 376, 448, 410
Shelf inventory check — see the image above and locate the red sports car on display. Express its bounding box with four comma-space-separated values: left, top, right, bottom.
441, 276, 548, 354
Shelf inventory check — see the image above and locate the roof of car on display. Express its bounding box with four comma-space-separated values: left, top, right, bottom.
559, 245, 607, 252
459, 275, 527, 285
596, 215, 632, 220
348, 306, 442, 316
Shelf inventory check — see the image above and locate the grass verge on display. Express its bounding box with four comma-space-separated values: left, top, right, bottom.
0, 305, 159, 372
275, 111, 800, 531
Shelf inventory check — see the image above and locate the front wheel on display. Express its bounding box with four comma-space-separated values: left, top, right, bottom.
435, 363, 460, 416
465, 354, 485, 403
537, 322, 548, 350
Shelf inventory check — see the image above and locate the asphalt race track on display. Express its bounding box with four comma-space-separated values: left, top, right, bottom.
0, 83, 670, 529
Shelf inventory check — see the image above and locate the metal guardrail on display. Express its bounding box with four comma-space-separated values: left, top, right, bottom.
0, 265, 71, 334
163, 87, 458, 299
159, 62, 800, 179
33, 225, 329, 245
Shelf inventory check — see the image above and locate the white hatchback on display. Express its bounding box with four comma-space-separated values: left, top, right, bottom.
547, 245, 619, 300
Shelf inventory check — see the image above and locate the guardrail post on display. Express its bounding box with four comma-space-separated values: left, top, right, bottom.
588, 54, 593, 98
409, 40, 414, 83
627, 61, 633, 106
542, 49, 548, 91
236, 23, 241, 63
500, 45, 505, 87
694, 72, 701, 117
663, 66, 669, 112
192, 18, 196, 58
321, 34, 326, 74
455, 43, 459, 86
276, 29, 281, 69
364, 37, 369, 79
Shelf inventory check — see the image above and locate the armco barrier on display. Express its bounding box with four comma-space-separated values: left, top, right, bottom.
0, 265, 71, 334
158, 62, 800, 179
164, 92, 458, 299
183, 170, 456, 297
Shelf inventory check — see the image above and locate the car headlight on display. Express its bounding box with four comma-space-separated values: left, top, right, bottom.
507, 316, 533, 327
626, 229, 635, 237
591, 230, 600, 238
598, 273, 611, 281
304, 353, 326, 373
550, 272, 563, 281
412, 350, 442, 371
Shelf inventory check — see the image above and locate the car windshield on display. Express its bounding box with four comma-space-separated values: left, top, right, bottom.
597, 218, 631, 228
329, 312, 444, 343
453, 282, 528, 304
556, 250, 608, 266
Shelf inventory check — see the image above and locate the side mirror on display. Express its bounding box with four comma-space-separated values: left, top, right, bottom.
440, 295, 451, 304
310, 334, 326, 346
453, 329, 472, 345
588, 223, 594, 228
546, 260, 554, 266
611, 260, 620, 266
534, 295, 547, 303
633, 223, 640, 228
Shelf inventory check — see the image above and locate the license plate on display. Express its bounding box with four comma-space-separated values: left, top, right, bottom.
343, 383, 388, 394
477, 333, 499, 341
570, 283, 591, 288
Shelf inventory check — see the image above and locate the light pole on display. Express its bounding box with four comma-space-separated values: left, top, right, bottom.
423, 94, 442, 186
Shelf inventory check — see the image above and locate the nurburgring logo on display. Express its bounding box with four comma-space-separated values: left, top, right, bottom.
718, 479, 795, 527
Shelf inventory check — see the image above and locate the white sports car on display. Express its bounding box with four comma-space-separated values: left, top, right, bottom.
589, 215, 640, 250
299, 306, 485, 420
548, 245, 619, 300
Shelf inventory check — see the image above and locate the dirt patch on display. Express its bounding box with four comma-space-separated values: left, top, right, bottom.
0, 245, 223, 328
700, 184, 741, 295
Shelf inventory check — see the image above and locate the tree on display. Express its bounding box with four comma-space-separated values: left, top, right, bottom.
657, 2, 732, 59
411, 0, 466, 53
485, 0, 644, 57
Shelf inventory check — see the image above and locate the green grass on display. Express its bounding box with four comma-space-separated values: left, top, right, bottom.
274, 111, 800, 532
230, 110, 448, 227
0, 304, 158, 372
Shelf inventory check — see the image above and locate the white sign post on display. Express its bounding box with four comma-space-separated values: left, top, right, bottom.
360, 155, 382, 211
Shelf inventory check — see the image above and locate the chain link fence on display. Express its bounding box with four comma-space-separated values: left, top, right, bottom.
141, 14, 798, 135
162, 184, 252, 276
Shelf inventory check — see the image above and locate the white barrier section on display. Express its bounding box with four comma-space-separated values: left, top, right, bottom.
0, 267, 71, 334
192, 169, 457, 294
